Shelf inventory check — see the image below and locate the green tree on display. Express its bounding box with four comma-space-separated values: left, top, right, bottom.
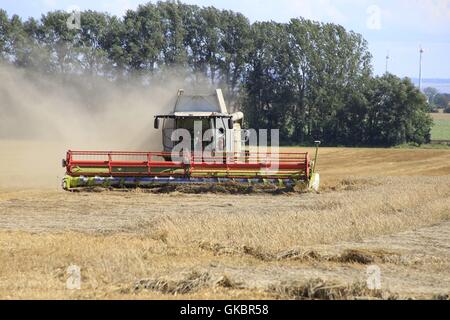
423, 87, 438, 102
157, 1, 187, 67
102, 15, 128, 77
366, 75, 431, 146
76, 11, 112, 76
0, 9, 10, 61
434, 94, 449, 109
243, 22, 293, 141
39, 11, 79, 73
217, 10, 250, 110
122, 3, 163, 74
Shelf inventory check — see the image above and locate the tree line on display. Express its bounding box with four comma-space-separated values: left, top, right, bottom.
0, 1, 432, 146
424, 87, 450, 113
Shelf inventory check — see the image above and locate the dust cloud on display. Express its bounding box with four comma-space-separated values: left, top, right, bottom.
0, 64, 187, 188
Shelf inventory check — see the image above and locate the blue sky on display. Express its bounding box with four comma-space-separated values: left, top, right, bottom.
1, 0, 450, 78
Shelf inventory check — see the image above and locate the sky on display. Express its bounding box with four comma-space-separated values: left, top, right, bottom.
1, 0, 450, 79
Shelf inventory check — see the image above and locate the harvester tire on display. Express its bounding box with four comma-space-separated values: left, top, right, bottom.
62, 178, 69, 191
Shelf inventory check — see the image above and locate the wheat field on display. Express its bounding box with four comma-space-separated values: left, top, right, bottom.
0, 142, 450, 299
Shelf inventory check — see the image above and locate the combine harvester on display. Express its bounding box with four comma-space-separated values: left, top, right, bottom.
62, 89, 320, 191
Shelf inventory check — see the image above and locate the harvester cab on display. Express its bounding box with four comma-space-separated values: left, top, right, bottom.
154, 89, 245, 155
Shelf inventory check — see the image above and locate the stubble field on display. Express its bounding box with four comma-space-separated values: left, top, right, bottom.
1, 141, 450, 299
